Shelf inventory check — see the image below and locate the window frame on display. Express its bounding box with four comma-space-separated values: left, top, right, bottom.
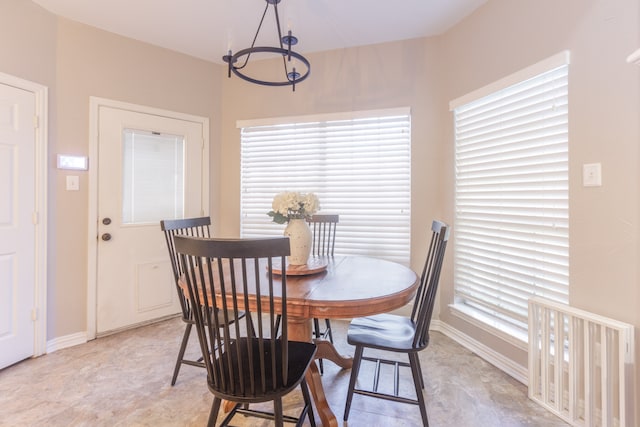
238, 108, 412, 265
449, 51, 570, 347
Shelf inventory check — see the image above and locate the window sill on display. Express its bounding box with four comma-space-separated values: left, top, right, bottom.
448, 303, 528, 351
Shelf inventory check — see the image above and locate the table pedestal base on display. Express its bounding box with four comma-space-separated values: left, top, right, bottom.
289, 316, 350, 427
313, 339, 353, 369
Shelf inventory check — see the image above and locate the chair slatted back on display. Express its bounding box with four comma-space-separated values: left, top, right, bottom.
160, 217, 211, 320
175, 236, 293, 397
410, 220, 450, 349
308, 214, 339, 256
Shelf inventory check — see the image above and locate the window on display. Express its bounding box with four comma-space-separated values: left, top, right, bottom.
450, 52, 570, 344
239, 108, 411, 264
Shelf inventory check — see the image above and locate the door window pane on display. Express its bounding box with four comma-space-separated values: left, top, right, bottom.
122, 129, 184, 224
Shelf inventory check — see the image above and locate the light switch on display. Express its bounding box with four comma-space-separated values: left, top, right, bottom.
583, 163, 602, 187
66, 175, 80, 191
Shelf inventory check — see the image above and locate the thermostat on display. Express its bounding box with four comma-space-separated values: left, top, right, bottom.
57, 154, 88, 170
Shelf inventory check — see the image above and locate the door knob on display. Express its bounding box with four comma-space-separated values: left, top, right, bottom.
101, 233, 112, 241
102, 218, 112, 225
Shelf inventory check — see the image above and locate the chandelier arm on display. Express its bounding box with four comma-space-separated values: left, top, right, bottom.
237, 1, 271, 70
281, 53, 289, 77
235, 57, 250, 71
252, 1, 270, 49
273, 2, 284, 49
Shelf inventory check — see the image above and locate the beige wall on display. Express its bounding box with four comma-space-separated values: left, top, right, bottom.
52, 19, 221, 338
3, 0, 639, 415
217, 37, 446, 268
0, 0, 57, 87
1, 0, 221, 339
437, 0, 640, 416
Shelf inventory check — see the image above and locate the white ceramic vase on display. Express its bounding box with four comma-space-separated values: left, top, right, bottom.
284, 218, 312, 265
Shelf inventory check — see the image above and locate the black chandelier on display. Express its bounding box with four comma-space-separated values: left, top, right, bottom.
222, 0, 310, 91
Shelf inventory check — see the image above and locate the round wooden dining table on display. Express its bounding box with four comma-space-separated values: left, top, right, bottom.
181, 255, 418, 427
279, 256, 418, 427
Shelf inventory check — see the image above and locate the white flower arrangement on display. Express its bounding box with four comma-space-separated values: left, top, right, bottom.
267, 191, 320, 224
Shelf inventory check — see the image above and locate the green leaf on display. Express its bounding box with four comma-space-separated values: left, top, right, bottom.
267, 211, 288, 224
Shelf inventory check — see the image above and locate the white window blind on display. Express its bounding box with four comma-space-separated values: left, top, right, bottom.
122, 129, 184, 224
240, 109, 411, 264
451, 53, 569, 342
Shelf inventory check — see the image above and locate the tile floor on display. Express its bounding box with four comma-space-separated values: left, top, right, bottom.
0, 317, 568, 426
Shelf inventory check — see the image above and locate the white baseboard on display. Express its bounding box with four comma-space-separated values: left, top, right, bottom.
46, 331, 87, 353
430, 320, 528, 385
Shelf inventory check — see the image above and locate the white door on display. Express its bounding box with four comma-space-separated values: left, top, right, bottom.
0, 84, 36, 368
96, 106, 207, 335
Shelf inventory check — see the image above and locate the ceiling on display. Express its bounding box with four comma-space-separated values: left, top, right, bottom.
31, 0, 486, 64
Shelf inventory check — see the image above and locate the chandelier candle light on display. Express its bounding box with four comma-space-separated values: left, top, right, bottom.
223, 0, 310, 91
268, 191, 320, 265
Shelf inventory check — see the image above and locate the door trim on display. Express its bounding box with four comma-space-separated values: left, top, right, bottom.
0, 72, 48, 357
87, 97, 210, 340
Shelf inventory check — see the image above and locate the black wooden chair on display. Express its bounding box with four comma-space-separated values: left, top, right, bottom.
275, 213, 339, 374
308, 214, 338, 373
160, 217, 246, 386
175, 235, 317, 427
343, 220, 450, 427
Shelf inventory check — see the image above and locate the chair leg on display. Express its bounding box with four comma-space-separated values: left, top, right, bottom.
300, 379, 316, 427
313, 318, 334, 375
343, 345, 364, 421
325, 319, 333, 343
274, 314, 282, 337
247, 313, 257, 338
207, 397, 222, 427
415, 351, 425, 389
171, 322, 193, 386
313, 318, 324, 374
409, 352, 429, 427
274, 397, 284, 427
